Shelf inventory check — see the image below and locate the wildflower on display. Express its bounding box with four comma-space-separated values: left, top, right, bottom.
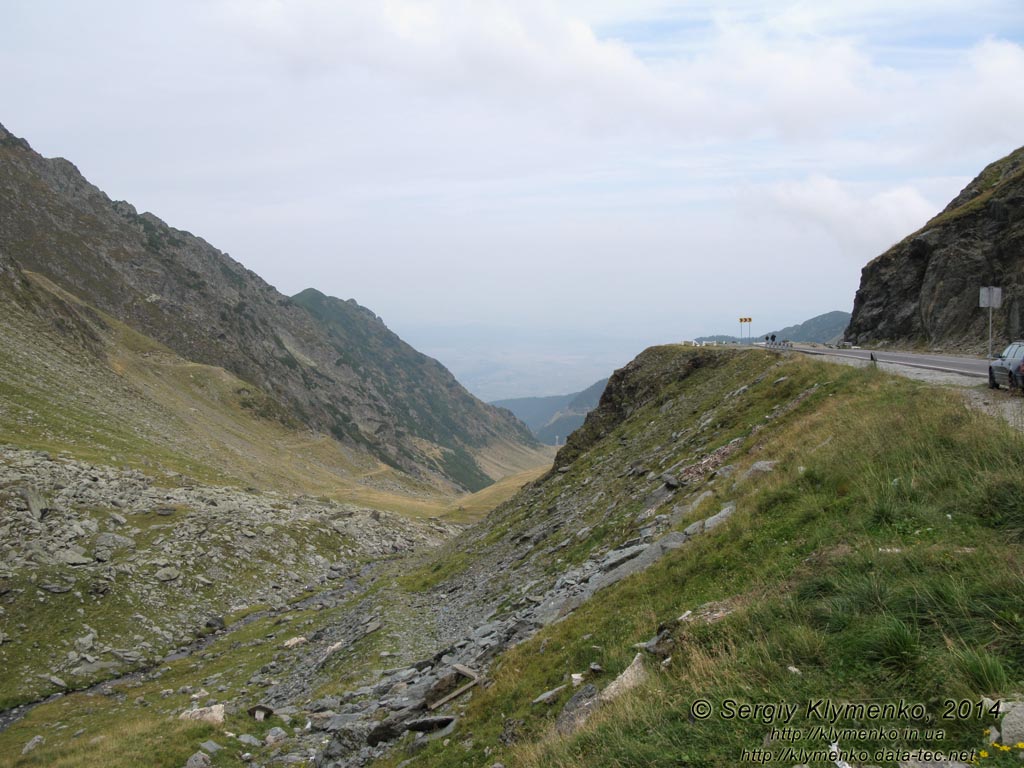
979, 750, 989, 758
1000, 745, 1012, 752
1016, 742, 1024, 749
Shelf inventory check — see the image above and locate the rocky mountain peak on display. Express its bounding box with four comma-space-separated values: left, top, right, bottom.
0, 123, 30, 151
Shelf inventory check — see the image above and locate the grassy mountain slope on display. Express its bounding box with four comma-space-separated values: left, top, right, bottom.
769, 309, 851, 343
0, 252, 456, 513
372, 346, 1024, 768
3, 346, 1023, 767
291, 289, 538, 491
0, 123, 539, 490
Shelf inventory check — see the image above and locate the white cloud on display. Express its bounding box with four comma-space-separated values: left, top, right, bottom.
2, 0, 1023, 394
755, 175, 941, 261
209, 1, 1024, 154
941, 37, 1024, 148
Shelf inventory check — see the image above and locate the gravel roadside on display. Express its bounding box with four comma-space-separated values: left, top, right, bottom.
810, 352, 1024, 431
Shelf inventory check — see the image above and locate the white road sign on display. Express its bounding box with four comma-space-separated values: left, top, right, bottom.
980, 286, 1003, 308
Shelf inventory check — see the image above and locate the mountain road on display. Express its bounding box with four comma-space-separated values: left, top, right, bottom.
787, 345, 990, 379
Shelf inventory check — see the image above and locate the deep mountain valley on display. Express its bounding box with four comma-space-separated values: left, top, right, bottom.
0, 123, 544, 493
492, 378, 608, 446
2, 127, 1024, 768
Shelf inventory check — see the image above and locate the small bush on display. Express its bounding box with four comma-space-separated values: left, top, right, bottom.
864, 616, 921, 675
795, 575, 838, 602
953, 647, 1010, 693
963, 478, 1024, 540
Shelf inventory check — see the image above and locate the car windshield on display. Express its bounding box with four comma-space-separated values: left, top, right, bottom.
1002, 345, 1016, 357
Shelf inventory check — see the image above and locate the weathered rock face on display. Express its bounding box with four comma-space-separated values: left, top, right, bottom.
847, 146, 1024, 350
553, 346, 724, 468
0, 123, 535, 490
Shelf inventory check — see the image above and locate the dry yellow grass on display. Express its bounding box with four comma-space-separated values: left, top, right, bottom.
474, 440, 557, 481
1, 715, 214, 768
441, 463, 553, 523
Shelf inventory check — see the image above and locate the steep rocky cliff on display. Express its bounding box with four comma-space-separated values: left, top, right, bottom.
846, 146, 1024, 349
0, 123, 536, 490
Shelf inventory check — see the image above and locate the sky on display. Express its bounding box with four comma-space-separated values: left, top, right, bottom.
3, 1, 1024, 399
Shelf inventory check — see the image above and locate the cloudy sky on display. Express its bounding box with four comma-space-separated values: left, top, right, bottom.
3, 1, 1024, 398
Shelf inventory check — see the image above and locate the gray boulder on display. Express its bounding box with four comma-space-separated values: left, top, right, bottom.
740, 461, 776, 482
703, 502, 736, 531
56, 549, 92, 566
1001, 704, 1024, 747
556, 684, 598, 735
532, 684, 567, 705
18, 487, 47, 520
155, 566, 180, 582
265, 726, 288, 746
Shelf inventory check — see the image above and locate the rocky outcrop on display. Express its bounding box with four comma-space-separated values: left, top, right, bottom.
847, 146, 1024, 350
0, 123, 535, 490
553, 347, 724, 467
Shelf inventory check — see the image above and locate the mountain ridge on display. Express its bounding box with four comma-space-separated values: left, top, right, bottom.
695, 310, 851, 345
0, 122, 540, 491
2, 327, 1022, 767
492, 377, 609, 446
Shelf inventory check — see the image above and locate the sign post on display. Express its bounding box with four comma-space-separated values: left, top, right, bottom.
980, 287, 1003, 359
738, 317, 752, 344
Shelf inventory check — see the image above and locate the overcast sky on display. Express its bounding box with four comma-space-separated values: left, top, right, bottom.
3, 1, 1024, 398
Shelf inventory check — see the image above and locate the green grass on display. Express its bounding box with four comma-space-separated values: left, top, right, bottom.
440, 465, 551, 524
8, 347, 1024, 768
922, 147, 1024, 231
370, 351, 1024, 768
0, 598, 337, 768
396, 547, 474, 592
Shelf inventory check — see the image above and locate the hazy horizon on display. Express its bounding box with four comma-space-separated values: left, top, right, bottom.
3, 1, 1023, 398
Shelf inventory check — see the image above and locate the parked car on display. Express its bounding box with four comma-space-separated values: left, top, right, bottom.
989, 341, 1024, 389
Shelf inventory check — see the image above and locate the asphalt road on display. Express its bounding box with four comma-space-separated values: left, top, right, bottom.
786, 344, 990, 379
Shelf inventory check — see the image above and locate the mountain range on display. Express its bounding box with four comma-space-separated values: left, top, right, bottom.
492, 378, 608, 445
0, 123, 545, 493
694, 310, 851, 346
1, 126, 1023, 768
